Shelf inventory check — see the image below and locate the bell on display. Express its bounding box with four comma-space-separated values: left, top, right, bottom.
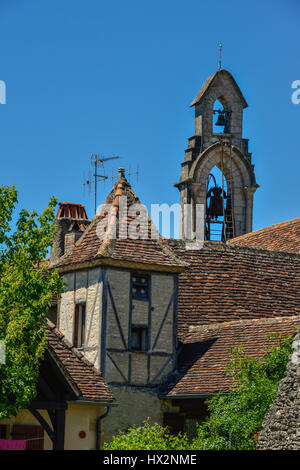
215, 112, 227, 127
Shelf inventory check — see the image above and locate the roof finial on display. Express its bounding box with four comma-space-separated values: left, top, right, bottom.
218, 42, 222, 71
118, 167, 126, 179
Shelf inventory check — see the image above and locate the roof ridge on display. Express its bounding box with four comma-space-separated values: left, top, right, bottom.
228, 217, 300, 243
188, 315, 300, 335
97, 180, 140, 256
207, 241, 300, 259
190, 69, 248, 108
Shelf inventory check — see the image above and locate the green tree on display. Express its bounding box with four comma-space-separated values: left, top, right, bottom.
0, 185, 64, 419
190, 333, 293, 450
104, 419, 190, 450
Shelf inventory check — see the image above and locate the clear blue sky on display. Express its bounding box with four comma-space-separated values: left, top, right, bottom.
0, 0, 299, 232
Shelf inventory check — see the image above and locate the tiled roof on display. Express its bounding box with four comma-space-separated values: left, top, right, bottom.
167, 241, 300, 340
227, 218, 300, 254
46, 321, 114, 403
165, 316, 300, 397
53, 170, 186, 272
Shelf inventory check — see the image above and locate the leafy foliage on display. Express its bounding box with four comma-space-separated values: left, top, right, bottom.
190, 333, 293, 450
104, 334, 292, 450
0, 185, 64, 418
104, 419, 190, 450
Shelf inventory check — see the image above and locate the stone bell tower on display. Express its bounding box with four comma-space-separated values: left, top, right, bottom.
175, 69, 259, 241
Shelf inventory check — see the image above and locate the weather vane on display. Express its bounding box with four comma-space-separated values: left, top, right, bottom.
218, 42, 222, 71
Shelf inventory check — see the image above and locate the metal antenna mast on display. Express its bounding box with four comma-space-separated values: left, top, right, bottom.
84, 154, 120, 215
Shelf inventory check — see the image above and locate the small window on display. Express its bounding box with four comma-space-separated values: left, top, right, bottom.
131, 273, 149, 300
73, 303, 86, 348
130, 325, 148, 351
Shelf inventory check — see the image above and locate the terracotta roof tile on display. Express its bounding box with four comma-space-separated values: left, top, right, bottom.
227, 218, 300, 254
166, 241, 300, 340
165, 316, 300, 397
53, 172, 186, 271
46, 321, 114, 403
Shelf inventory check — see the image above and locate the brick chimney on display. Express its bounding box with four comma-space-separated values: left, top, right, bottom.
50, 202, 91, 264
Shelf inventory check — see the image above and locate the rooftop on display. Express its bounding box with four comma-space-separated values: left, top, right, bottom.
52, 169, 186, 273
167, 240, 300, 339
46, 321, 114, 403
227, 218, 300, 254
165, 316, 300, 397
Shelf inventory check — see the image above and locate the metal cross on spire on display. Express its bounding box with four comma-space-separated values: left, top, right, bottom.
218, 42, 222, 71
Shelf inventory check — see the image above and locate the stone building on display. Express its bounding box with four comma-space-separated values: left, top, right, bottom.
50, 174, 188, 439
46, 68, 300, 443
175, 69, 259, 241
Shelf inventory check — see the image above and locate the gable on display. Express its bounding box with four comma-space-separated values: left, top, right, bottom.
190, 69, 248, 108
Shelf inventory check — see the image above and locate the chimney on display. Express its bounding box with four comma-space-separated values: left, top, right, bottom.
50, 202, 90, 264
64, 231, 82, 253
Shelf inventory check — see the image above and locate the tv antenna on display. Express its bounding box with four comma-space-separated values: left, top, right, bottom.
126, 164, 139, 185
83, 154, 120, 215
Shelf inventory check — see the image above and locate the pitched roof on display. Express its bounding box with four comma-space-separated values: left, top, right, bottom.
190, 69, 248, 108
227, 218, 300, 254
165, 316, 300, 397
167, 240, 300, 340
53, 169, 186, 272
46, 321, 114, 403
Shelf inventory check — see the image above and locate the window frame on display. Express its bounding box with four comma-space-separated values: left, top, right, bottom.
130, 324, 148, 352
73, 302, 86, 349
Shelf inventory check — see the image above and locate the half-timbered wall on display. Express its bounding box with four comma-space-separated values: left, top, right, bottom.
58, 267, 103, 368
103, 268, 177, 387
102, 267, 178, 439
58, 265, 178, 440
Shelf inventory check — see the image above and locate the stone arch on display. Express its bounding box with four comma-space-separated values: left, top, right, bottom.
189, 143, 255, 237
212, 97, 230, 133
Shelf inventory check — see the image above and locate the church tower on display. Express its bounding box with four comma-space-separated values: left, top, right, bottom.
175, 69, 258, 241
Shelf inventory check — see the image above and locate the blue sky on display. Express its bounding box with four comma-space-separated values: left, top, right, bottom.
0, 0, 299, 232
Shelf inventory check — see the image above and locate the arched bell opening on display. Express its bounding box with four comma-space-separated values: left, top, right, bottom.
212, 97, 231, 134
205, 165, 234, 242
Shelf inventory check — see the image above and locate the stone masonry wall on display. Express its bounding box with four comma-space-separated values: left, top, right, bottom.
105, 268, 175, 386
58, 267, 103, 368
258, 327, 300, 450
58, 266, 177, 440
103, 387, 173, 441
